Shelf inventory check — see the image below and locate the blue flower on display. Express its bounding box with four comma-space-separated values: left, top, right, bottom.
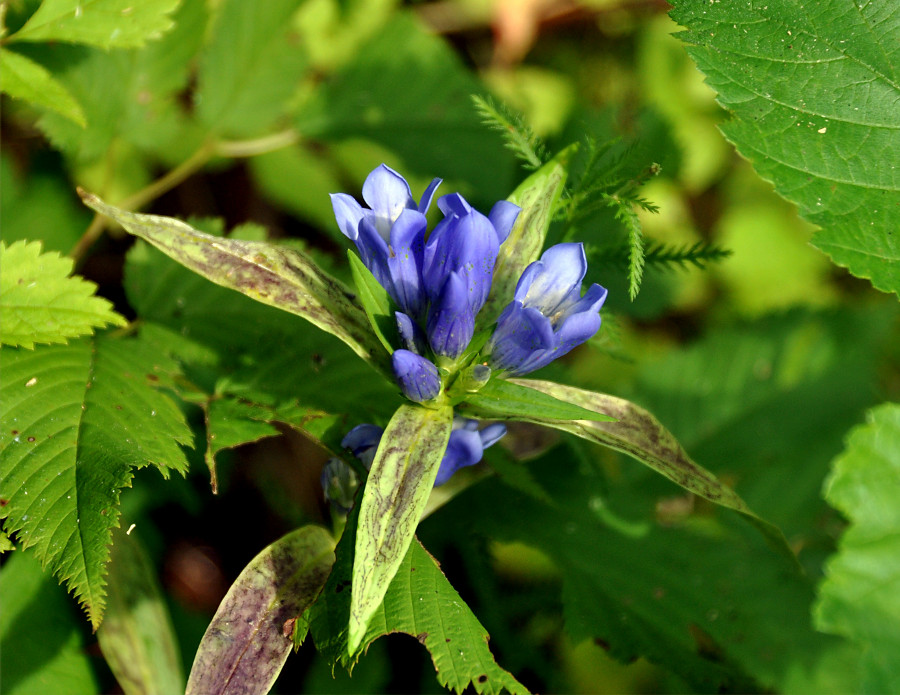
391, 349, 441, 403
339, 418, 507, 488
487, 242, 607, 376
423, 194, 520, 357
321, 457, 360, 511
331, 164, 441, 318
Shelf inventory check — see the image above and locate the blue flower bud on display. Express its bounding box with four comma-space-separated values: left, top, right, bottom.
426, 271, 475, 358
434, 419, 507, 486
321, 458, 360, 511
488, 243, 607, 375
341, 424, 384, 468
391, 349, 442, 402
396, 311, 427, 354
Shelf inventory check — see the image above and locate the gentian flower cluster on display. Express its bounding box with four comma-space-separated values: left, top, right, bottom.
328, 164, 607, 488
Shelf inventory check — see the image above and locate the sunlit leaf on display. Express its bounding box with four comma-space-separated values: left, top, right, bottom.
671, 0, 900, 296
462, 378, 615, 423
186, 525, 335, 695
347, 250, 396, 354
97, 527, 184, 695
816, 403, 900, 693
0, 335, 192, 626
350, 404, 453, 654
0, 48, 85, 126
0, 240, 126, 349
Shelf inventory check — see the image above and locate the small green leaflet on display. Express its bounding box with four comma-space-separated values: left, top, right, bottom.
97, 528, 185, 695
0, 240, 126, 349
0, 48, 86, 126
816, 403, 900, 694
347, 250, 397, 354
0, 335, 192, 626
462, 378, 616, 423
350, 404, 453, 654
9, 0, 181, 50
187, 526, 335, 695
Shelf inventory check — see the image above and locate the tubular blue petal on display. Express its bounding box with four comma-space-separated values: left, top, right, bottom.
436, 192, 472, 218
434, 429, 483, 486
427, 271, 475, 358
478, 422, 507, 449
341, 424, 384, 469
519, 243, 586, 316
391, 349, 441, 403
330, 193, 364, 241
396, 311, 427, 354
362, 164, 414, 233
418, 178, 443, 214
488, 200, 521, 244
555, 310, 601, 355
386, 209, 427, 317
356, 217, 393, 294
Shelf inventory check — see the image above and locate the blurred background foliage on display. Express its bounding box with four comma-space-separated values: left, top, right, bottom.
2, 0, 898, 693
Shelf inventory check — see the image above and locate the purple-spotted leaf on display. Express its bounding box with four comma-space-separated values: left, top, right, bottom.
350, 404, 453, 654
78, 191, 387, 374
97, 527, 184, 695
186, 525, 335, 695
496, 379, 792, 557
479, 145, 575, 326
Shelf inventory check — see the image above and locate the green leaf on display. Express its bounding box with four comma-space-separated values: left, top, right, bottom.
462, 378, 615, 423
347, 250, 396, 354
186, 525, 335, 695
479, 145, 574, 326
440, 449, 833, 691
815, 403, 900, 693
0, 335, 192, 626
11, 0, 181, 49
80, 192, 387, 374
504, 378, 792, 557
196, 0, 306, 136
0, 550, 100, 695
97, 527, 185, 695
296, 12, 514, 202
311, 510, 528, 695
350, 404, 453, 654
670, 0, 900, 296
0, 48, 85, 126
0, 240, 127, 349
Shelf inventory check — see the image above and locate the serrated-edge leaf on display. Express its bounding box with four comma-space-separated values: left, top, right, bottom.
479, 145, 575, 326
186, 525, 335, 695
0, 336, 192, 626
97, 527, 185, 695
347, 250, 396, 354
815, 402, 900, 693
502, 378, 794, 561
463, 378, 615, 422
10, 0, 181, 49
79, 191, 387, 374
0, 48, 86, 126
349, 404, 453, 654
0, 240, 126, 348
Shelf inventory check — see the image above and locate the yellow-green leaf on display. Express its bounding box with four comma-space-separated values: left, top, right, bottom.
0, 48, 86, 126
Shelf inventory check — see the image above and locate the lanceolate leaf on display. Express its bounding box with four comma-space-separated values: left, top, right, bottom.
347, 250, 396, 354
0, 336, 192, 626
0, 48, 86, 126
311, 507, 528, 695
350, 404, 453, 654
0, 240, 126, 349
186, 525, 335, 695
462, 378, 615, 423
79, 192, 387, 374
671, 0, 900, 296
10, 0, 181, 49
479, 145, 575, 325
815, 403, 900, 693
97, 528, 185, 695
505, 378, 791, 556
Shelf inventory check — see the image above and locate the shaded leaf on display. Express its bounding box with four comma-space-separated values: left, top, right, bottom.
196, 0, 306, 136
186, 525, 335, 695
0, 240, 126, 349
97, 527, 184, 695
311, 508, 528, 695
671, 0, 900, 296
11, 0, 180, 49
350, 404, 453, 653
815, 402, 900, 693
0, 48, 85, 126
0, 551, 99, 695
0, 335, 192, 626
80, 192, 387, 374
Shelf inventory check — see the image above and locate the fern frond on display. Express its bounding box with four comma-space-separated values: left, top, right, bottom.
588, 240, 732, 272
612, 203, 645, 301
471, 95, 546, 170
